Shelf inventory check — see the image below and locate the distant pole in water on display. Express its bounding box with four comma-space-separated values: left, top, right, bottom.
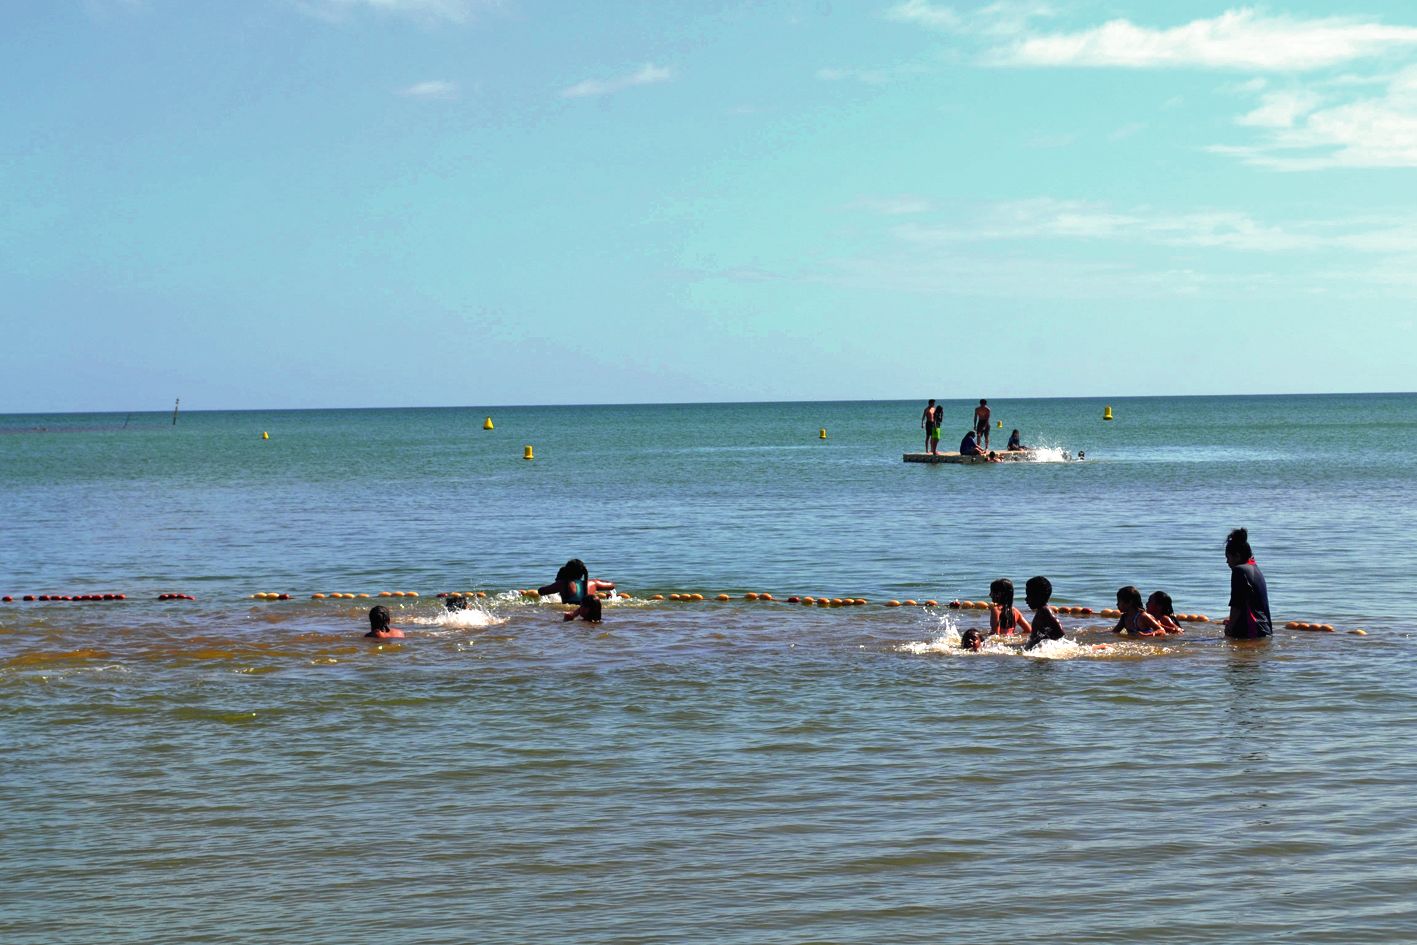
122, 414, 131, 429
172, 398, 180, 426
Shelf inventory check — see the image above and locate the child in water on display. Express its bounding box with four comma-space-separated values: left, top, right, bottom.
365, 605, 405, 639
538, 559, 615, 605
563, 596, 603, 623
1111, 586, 1167, 636
1146, 591, 1183, 633
988, 578, 1032, 636
1023, 576, 1065, 650
960, 628, 985, 652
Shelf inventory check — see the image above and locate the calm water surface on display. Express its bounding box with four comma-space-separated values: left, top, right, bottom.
2, 395, 1415, 943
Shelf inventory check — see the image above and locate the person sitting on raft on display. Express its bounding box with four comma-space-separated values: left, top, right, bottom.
538, 558, 615, 605
563, 596, 603, 623
365, 605, 405, 640
1146, 591, 1183, 633
1006, 429, 1028, 451
1111, 586, 1168, 636
988, 578, 1032, 636
959, 430, 986, 456
1023, 576, 1065, 650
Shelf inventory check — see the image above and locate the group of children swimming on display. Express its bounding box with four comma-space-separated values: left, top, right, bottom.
363, 558, 613, 638
961, 576, 1185, 653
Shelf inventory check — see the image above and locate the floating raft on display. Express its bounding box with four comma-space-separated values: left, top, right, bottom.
903, 450, 1037, 464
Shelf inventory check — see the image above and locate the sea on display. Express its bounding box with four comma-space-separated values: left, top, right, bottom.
2, 394, 1415, 944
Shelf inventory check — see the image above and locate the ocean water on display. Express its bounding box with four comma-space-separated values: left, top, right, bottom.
3, 395, 1415, 944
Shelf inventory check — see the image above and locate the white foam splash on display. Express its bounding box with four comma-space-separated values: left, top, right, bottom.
412, 607, 507, 629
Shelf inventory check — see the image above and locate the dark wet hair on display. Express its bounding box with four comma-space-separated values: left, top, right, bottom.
1011, 429, 1020, 436
1116, 586, 1143, 610
1025, 576, 1052, 606
445, 594, 471, 612
1226, 528, 1252, 561
980, 399, 987, 405
369, 605, 391, 631
990, 578, 1015, 630
1147, 591, 1174, 616
583, 597, 602, 622
961, 628, 985, 651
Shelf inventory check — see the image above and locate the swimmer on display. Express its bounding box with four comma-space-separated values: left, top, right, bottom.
563, 596, 603, 623
1006, 429, 1028, 451
1023, 576, 1065, 650
365, 605, 405, 639
1146, 591, 1183, 633
1223, 527, 1272, 638
973, 399, 991, 450
445, 594, 474, 612
1111, 586, 1167, 636
960, 628, 985, 652
988, 578, 1032, 636
538, 558, 615, 605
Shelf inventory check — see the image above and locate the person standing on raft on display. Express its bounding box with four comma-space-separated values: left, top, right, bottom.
973, 399, 992, 450
1223, 528, 1272, 639
921, 399, 942, 455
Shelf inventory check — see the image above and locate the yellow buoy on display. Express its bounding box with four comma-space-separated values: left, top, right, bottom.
1103, 405, 1114, 421
483, 417, 494, 430
261, 431, 269, 440
819, 428, 827, 440
523, 445, 534, 461
997, 420, 1003, 428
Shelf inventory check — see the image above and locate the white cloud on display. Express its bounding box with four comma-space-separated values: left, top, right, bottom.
1107, 122, 1146, 140
300, 0, 495, 23
560, 63, 672, 99
1218, 66, 1417, 168
895, 198, 1417, 254
852, 196, 934, 215
399, 80, 459, 99
994, 9, 1417, 71
885, 0, 959, 31
1236, 90, 1323, 127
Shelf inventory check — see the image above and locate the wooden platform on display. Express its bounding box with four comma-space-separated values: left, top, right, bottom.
903, 450, 1037, 464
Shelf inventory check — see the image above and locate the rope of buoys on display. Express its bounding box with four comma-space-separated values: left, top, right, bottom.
6, 593, 128, 602
250, 593, 292, 600
158, 593, 196, 601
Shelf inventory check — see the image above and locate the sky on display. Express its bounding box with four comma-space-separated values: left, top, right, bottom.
3, 0, 1417, 411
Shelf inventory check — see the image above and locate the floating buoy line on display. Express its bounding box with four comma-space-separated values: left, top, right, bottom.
0, 587, 1368, 634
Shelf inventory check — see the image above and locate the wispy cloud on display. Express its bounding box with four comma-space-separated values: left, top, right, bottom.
399, 79, 459, 99
992, 9, 1417, 71
1217, 66, 1417, 169
885, 0, 959, 31
299, 0, 496, 24
560, 63, 672, 99
895, 197, 1417, 254
851, 196, 934, 215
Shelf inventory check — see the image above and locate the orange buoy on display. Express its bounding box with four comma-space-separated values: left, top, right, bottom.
379, 591, 392, 598
802, 596, 816, 604
886, 600, 901, 607
1349, 629, 1367, 635
787, 596, 800, 603
1285, 621, 1300, 629
924, 599, 938, 607
717, 594, 731, 601
816, 598, 829, 607
652, 594, 665, 600
476, 591, 487, 598
1194, 615, 1210, 623
690, 593, 705, 601
903, 599, 918, 607
760, 593, 774, 601
744, 592, 759, 601
1319, 624, 1335, 632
